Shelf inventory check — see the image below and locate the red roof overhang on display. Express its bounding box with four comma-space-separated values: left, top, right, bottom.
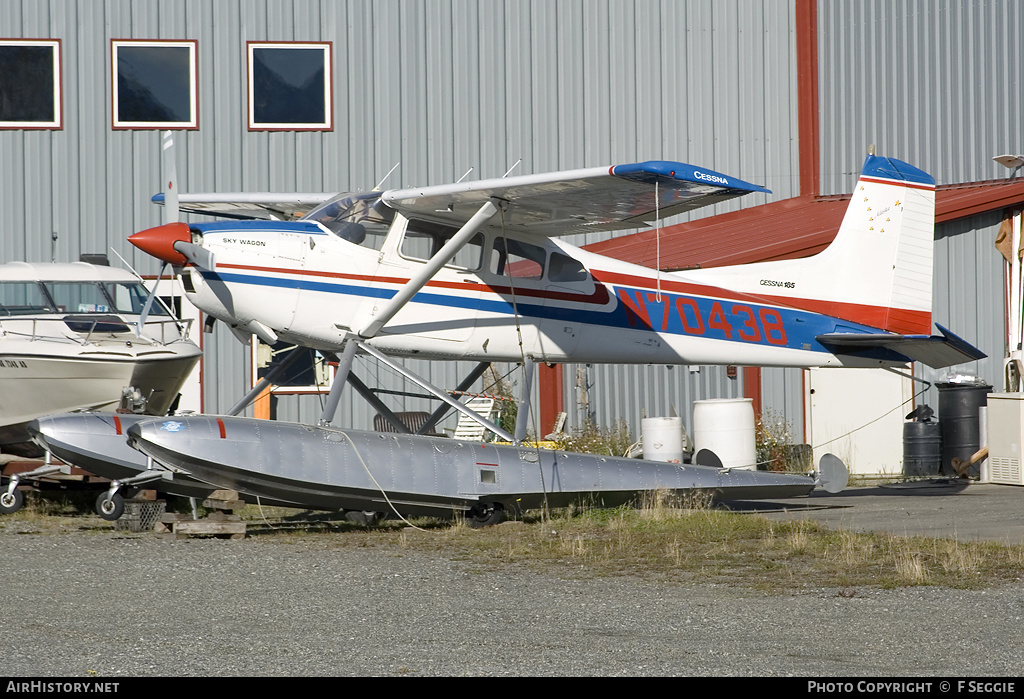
585, 178, 1024, 270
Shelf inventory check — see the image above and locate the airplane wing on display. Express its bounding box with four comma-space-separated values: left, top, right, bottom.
151, 192, 333, 221
816, 324, 987, 369
381, 161, 770, 236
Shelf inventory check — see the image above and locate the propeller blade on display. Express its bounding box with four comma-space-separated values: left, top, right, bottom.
172, 240, 215, 271
137, 261, 168, 336
162, 131, 179, 224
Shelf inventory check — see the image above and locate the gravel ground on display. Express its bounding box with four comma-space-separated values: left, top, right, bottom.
2, 527, 1023, 677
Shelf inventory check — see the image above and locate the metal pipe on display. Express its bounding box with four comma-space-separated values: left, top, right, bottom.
345, 373, 412, 433
417, 361, 491, 434
357, 341, 514, 442
514, 357, 535, 443
226, 345, 310, 416
317, 339, 358, 425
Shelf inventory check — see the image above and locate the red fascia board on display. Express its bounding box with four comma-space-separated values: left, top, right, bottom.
935, 179, 1024, 223
585, 195, 849, 269
586, 180, 1024, 270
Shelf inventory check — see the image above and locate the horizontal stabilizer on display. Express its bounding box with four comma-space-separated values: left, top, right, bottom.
816, 324, 986, 369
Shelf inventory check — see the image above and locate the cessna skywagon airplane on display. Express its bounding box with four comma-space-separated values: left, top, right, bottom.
129, 152, 983, 372
17, 147, 983, 524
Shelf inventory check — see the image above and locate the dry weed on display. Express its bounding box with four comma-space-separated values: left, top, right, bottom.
564, 533, 588, 558
936, 540, 982, 576
665, 538, 685, 566
639, 488, 672, 521
786, 520, 810, 553
837, 529, 875, 565
890, 537, 930, 584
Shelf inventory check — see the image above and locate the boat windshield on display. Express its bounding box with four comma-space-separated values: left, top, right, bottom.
101, 282, 170, 316
0, 282, 56, 316
44, 281, 168, 316
302, 192, 393, 250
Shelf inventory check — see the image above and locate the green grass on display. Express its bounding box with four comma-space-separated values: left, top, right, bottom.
238, 496, 1024, 591
5, 489, 1024, 591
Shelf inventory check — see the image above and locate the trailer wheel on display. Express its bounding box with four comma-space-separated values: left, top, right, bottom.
0, 489, 24, 515
96, 492, 125, 521
466, 502, 505, 528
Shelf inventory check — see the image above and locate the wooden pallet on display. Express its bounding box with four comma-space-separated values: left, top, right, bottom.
154, 490, 247, 540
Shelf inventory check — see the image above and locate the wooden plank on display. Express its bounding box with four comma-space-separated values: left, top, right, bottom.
173, 520, 246, 536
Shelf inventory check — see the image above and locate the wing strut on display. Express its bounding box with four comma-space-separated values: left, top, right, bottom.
358, 198, 500, 339
357, 341, 515, 443
318, 339, 359, 426
416, 361, 491, 435
226, 344, 311, 416
513, 358, 535, 443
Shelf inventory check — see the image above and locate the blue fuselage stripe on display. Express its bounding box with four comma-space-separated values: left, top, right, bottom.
201, 269, 887, 353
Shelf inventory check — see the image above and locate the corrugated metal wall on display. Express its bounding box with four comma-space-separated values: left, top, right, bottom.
818, 0, 1024, 192
917, 210, 1007, 402
2, 0, 1012, 447
0, 0, 800, 441
816, 0, 1015, 435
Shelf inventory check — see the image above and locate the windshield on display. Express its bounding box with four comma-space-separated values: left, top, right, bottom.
0, 280, 167, 317
0, 282, 55, 316
102, 282, 169, 315
303, 192, 394, 250
44, 281, 168, 316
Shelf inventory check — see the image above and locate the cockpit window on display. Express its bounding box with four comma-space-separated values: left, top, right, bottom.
400, 219, 483, 270
45, 282, 168, 316
548, 252, 588, 283
304, 193, 393, 251
491, 237, 545, 280
102, 282, 169, 315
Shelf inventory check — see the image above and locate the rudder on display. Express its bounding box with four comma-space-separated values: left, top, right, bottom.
683, 154, 937, 335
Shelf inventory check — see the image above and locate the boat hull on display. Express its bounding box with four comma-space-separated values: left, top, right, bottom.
0, 350, 200, 445
0, 261, 203, 448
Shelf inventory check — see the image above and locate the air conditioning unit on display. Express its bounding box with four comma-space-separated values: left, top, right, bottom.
986, 393, 1024, 485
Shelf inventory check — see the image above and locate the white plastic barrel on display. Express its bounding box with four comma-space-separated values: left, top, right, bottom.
641, 416, 684, 463
692, 398, 756, 470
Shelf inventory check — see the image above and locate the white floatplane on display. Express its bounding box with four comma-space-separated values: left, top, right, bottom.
25, 143, 985, 524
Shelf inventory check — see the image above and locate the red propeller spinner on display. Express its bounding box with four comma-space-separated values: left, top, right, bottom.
128, 222, 191, 266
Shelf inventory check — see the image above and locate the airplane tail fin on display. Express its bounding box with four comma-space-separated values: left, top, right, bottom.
799, 154, 937, 335
688, 153, 937, 336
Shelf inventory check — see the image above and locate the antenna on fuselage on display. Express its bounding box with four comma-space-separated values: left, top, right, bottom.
373, 162, 401, 191
502, 160, 522, 178
456, 167, 474, 184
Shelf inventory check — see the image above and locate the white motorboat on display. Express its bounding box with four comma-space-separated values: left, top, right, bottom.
0, 261, 202, 447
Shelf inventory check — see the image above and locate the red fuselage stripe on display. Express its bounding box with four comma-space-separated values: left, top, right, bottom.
215, 262, 610, 304
214, 261, 929, 334
859, 176, 935, 192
